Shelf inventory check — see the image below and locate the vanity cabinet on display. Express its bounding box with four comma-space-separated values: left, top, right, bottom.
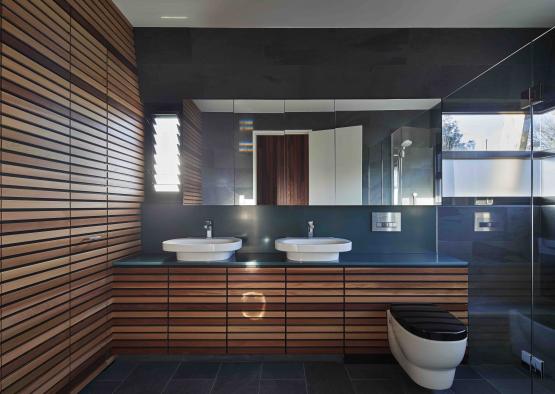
169, 267, 227, 354
110, 265, 468, 355
286, 268, 344, 354
112, 267, 168, 354
227, 268, 286, 354
344, 267, 469, 354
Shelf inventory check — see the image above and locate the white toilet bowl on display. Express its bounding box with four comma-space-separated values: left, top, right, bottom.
387, 304, 468, 390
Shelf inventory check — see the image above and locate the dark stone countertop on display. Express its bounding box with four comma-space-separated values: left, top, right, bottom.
112, 252, 468, 268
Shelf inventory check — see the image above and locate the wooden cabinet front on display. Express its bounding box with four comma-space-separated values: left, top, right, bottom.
109, 265, 468, 355
286, 267, 344, 354
169, 267, 227, 354
228, 268, 286, 354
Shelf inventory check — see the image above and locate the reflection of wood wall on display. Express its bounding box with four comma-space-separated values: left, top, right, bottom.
0, 0, 143, 391
110, 266, 468, 355
182, 100, 203, 205
256, 135, 308, 205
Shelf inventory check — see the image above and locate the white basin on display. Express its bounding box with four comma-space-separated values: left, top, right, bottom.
163, 237, 242, 261
275, 237, 352, 262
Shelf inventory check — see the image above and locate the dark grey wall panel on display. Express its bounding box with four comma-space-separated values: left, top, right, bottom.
142, 204, 436, 254
437, 205, 532, 364
135, 28, 544, 104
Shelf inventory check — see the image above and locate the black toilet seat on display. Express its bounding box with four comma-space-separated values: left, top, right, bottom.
389, 303, 467, 341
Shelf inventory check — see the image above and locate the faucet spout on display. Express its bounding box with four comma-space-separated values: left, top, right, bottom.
308, 220, 314, 238
204, 219, 213, 238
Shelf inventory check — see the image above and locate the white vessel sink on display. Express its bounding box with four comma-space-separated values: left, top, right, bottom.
275, 237, 352, 262
163, 237, 242, 262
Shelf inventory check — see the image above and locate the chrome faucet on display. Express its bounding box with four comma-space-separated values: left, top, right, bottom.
307, 221, 314, 238
204, 219, 213, 238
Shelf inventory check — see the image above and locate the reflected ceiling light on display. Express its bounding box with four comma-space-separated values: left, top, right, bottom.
160, 16, 189, 19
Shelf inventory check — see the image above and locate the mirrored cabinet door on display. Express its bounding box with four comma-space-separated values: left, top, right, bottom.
179, 99, 441, 206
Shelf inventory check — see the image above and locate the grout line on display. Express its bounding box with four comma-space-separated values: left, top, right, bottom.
111, 361, 140, 393
303, 362, 309, 394
345, 364, 353, 381
479, 378, 502, 394
208, 363, 222, 394
256, 363, 262, 394
159, 361, 181, 394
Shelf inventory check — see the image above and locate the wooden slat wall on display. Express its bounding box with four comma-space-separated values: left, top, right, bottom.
344, 267, 469, 354
0, 0, 143, 391
182, 99, 202, 205
1, 0, 72, 391
112, 267, 468, 355
68, 6, 111, 387
107, 50, 143, 263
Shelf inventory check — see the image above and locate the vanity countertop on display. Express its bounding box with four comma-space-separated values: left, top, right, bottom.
112, 252, 468, 268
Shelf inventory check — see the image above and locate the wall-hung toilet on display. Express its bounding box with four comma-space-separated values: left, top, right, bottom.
387, 303, 468, 390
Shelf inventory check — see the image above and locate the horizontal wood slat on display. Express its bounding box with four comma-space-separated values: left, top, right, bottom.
228, 268, 285, 354
111, 268, 168, 354
1, 0, 143, 391
169, 267, 227, 354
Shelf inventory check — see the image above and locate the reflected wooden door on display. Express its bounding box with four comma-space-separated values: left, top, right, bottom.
256, 135, 308, 205
256, 135, 285, 205
284, 134, 309, 205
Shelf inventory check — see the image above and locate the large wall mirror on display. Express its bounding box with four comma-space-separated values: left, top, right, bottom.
180, 99, 442, 206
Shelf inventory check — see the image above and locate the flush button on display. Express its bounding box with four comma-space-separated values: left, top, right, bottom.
474, 211, 503, 232
372, 212, 401, 232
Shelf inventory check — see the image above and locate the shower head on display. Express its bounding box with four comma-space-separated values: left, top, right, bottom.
401, 139, 413, 148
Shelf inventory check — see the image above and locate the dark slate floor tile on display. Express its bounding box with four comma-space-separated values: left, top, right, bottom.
172, 362, 220, 379
81, 380, 121, 394
217, 362, 261, 380
454, 366, 481, 380
262, 362, 305, 379
346, 364, 400, 379
451, 379, 500, 394
536, 377, 555, 394
487, 379, 546, 394
211, 363, 261, 394
352, 379, 404, 394
211, 378, 259, 394
260, 379, 307, 394
162, 379, 214, 394
96, 359, 138, 381
305, 362, 355, 394
115, 361, 180, 394
395, 369, 455, 394
474, 365, 529, 380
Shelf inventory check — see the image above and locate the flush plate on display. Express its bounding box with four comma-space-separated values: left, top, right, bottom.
372, 212, 401, 232
474, 211, 501, 232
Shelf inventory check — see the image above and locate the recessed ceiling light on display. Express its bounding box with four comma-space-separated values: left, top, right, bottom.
160, 16, 189, 19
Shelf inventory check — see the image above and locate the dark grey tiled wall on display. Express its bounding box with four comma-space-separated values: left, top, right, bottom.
141, 204, 436, 255
536, 204, 555, 385
201, 112, 236, 205
135, 28, 544, 104
437, 205, 533, 365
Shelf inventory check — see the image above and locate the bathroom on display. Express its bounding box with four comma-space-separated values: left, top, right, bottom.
0, 1, 554, 393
